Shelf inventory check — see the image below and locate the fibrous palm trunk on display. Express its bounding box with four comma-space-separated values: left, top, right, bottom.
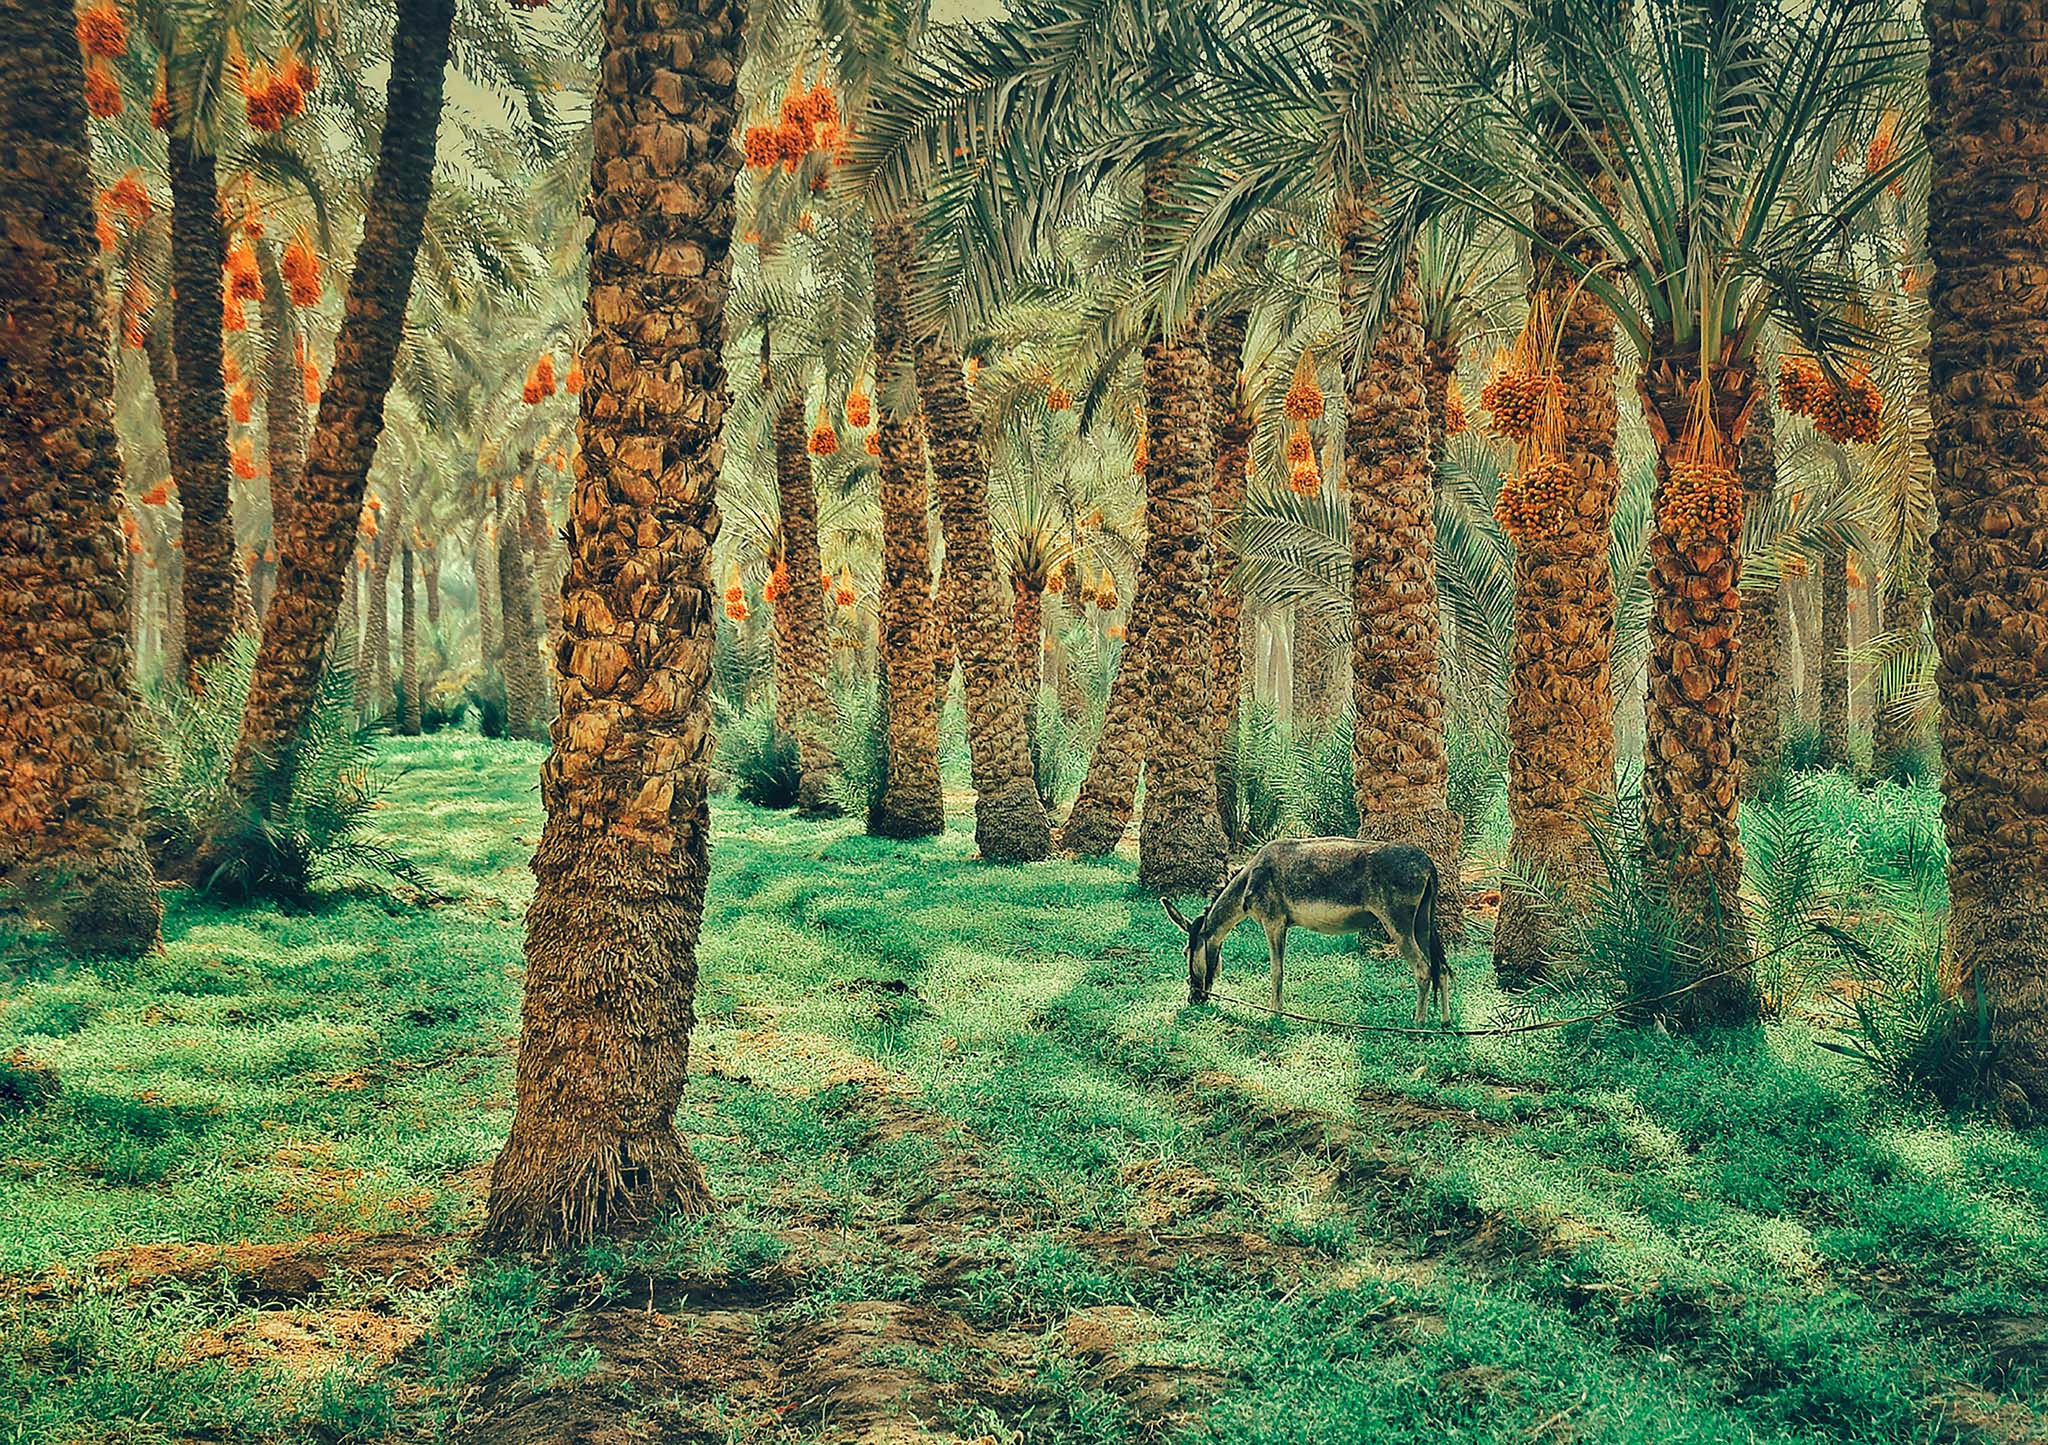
930, 563, 956, 700
422, 541, 441, 627
141, 317, 186, 684
1059, 577, 1153, 854
769, 392, 840, 815
1208, 308, 1252, 849
1735, 404, 1786, 798
0, 0, 160, 954
256, 240, 306, 542
483, 0, 744, 1247
1819, 546, 1851, 770
868, 315, 945, 838
361, 512, 394, 718
497, 515, 549, 743
475, 516, 500, 669
1136, 308, 1227, 894
912, 331, 1051, 861
399, 542, 421, 735
1014, 579, 1045, 803
1495, 228, 1621, 984
220, 0, 454, 816
1924, 0, 2048, 1119
1338, 214, 1463, 941
1637, 348, 1757, 1027
1291, 606, 1344, 728
168, 135, 242, 687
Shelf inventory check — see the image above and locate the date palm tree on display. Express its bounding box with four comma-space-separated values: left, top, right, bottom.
1411, 0, 1919, 1023
1924, 1, 2048, 1116
0, 0, 160, 954
219, 0, 458, 825
485, 0, 747, 1248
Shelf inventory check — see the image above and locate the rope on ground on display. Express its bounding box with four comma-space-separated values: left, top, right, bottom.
1203, 926, 1821, 1038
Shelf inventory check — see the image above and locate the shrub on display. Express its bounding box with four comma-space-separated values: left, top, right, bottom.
1814, 920, 1993, 1106
717, 701, 801, 809
467, 668, 509, 739
140, 635, 427, 905
1033, 692, 1090, 809
830, 676, 888, 820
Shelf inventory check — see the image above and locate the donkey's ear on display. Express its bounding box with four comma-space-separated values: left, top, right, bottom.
1161, 897, 1194, 933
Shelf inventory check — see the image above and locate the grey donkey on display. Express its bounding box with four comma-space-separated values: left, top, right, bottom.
1162, 838, 1451, 1025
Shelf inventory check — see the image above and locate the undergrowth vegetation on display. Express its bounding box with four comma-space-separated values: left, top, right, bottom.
139, 636, 426, 906
2, 733, 2040, 1445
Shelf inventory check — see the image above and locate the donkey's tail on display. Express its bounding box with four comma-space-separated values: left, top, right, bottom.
1420, 860, 1448, 982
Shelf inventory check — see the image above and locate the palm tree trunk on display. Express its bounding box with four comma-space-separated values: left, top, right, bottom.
769, 391, 840, 816
522, 469, 563, 654
422, 540, 441, 627
1735, 404, 1787, 797
1925, 0, 2048, 1118
867, 243, 945, 838
475, 516, 500, 669
256, 240, 306, 541
167, 135, 242, 687
930, 562, 957, 699
361, 515, 394, 718
1338, 214, 1463, 941
912, 330, 1052, 862
1014, 578, 1046, 802
1495, 228, 1622, 983
1636, 347, 1757, 1027
1208, 308, 1252, 849
497, 516, 549, 743
399, 541, 421, 735
1059, 576, 1154, 854
483, 0, 743, 1248
872, 358, 950, 835
0, 0, 160, 954
220, 0, 455, 815
1819, 545, 1851, 769
1291, 606, 1343, 728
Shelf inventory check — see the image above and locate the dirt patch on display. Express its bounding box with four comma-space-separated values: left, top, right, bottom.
186, 1307, 424, 1375
451, 1304, 781, 1445
699, 1026, 913, 1096
91, 1231, 450, 1304
1357, 1084, 1515, 1138
1119, 1158, 1238, 1228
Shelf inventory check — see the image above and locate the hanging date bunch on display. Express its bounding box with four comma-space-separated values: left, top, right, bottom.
83, 61, 123, 118
1481, 295, 1560, 442
844, 380, 871, 430
522, 353, 556, 405
1776, 351, 1883, 444
1285, 420, 1320, 495
1443, 374, 1468, 437
1282, 349, 1323, 422
281, 230, 322, 307
763, 561, 788, 604
743, 64, 841, 172
225, 240, 264, 303
1655, 382, 1742, 547
724, 578, 748, 622
808, 408, 839, 456
1492, 364, 1575, 546
242, 46, 316, 133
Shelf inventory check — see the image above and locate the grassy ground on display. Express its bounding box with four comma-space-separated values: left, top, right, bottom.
3, 731, 2044, 1444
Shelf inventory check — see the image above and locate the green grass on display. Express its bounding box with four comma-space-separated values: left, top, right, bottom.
3, 732, 2043, 1444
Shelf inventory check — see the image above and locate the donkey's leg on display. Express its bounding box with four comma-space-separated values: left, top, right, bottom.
1387, 904, 1431, 1026
1264, 920, 1289, 1015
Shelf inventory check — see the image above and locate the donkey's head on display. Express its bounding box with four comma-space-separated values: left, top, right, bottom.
1162, 896, 1218, 1004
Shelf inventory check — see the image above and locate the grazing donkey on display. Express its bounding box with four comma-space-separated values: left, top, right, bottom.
1162, 839, 1450, 1025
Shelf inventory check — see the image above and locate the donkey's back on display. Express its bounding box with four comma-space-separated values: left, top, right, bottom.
1240, 837, 1438, 934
